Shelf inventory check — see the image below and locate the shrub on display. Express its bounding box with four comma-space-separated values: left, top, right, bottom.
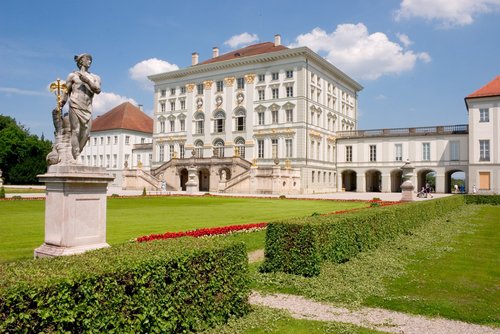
464, 194, 500, 205
260, 196, 465, 277
0, 238, 250, 333
111, 193, 120, 198
279, 195, 286, 199
0, 187, 4, 199
142, 187, 147, 196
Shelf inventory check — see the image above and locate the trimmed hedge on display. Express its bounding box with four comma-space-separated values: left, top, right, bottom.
464, 194, 500, 205
260, 196, 465, 277
0, 238, 250, 333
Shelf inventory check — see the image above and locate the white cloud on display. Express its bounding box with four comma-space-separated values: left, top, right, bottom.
290, 24, 430, 80
93, 92, 137, 116
0, 86, 49, 97
375, 94, 387, 100
396, 33, 413, 48
395, 0, 500, 27
129, 58, 178, 90
224, 33, 259, 49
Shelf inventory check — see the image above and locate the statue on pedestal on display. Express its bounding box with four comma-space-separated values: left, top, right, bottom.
47, 54, 101, 165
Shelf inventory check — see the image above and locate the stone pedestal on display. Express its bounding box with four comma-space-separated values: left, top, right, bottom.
185, 165, 199, 194
34, 165, 114, 258
400, 180, 415, 202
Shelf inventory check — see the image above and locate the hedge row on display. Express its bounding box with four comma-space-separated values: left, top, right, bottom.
0, 238, 249, 333
260, 196, 465, 277
464, 194, 500, 205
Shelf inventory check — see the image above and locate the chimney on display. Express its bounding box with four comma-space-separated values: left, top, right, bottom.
192, 52, 199, 65
274, 34, 281, 46
212, 47, 219, 58
138, 104, 143, 111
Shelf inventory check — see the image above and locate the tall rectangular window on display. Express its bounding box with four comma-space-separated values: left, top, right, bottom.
114, 136, 118, 144
395, 144, 402, 161
124, 154, 129, 166
160, 121, 165, 133
170, 88, 176, 95
272, 88, 279, 99
479, 108, 489, 122
113, 154, 117, 168
214, 119, 224, 133
179, 144, 185, 159
107, 136, 110, 145
197, 83, 203, 95
237, 77, 245, 89
285, 139, 293, 158
346, 146, 352, 162
169, 145, 175, 159
169, 120, 175, 132
286, 70, 293, 78
216, 80, 223, 92
258, 112, 265, 125
125, 136, 130, 145
479, 172, 491, 190
236, 116, 245, 131
158, 146, 164, 162
271, 110, 278, 124
195, 120, 204, 134
272, 72, 279, 80
180, 100, 186, 110
180, 86, 186, 94
479, 140, 490, 161
286, 109, 293, 122
450, 141, 460, 161
257, 140, 264, 158
258, 89, 265, 100
369, 145, 377, 162
170, 101, 175, 111
180, 119, 185, 131
160, 103, 165, 113
422, 143, 430, 161
286, 86, 293, 97
272, 139, 278, 158
160, 89, 166, 97
258, 74, 265, 82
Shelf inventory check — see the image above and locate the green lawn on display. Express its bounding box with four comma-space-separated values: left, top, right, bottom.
0, 196, 366, 263
251, 204, 500, 326
3, 187, 46, 194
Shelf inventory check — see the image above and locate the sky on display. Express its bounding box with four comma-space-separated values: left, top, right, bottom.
1, 0, 499, 138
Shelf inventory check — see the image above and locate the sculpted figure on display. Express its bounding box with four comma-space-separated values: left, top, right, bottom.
60, 53, 101, 159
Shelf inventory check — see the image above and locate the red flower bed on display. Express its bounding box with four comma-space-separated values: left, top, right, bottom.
136, 222, 268, 243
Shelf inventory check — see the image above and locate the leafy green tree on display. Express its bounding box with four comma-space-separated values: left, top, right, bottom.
0, 115, 52, 184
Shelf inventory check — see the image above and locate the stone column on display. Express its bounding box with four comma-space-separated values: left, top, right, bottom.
34, 165, 114, 258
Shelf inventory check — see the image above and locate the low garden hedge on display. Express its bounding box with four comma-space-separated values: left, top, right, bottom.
260, 196, 465, 277
0, 238, 250, 333
464, 194, 500, 205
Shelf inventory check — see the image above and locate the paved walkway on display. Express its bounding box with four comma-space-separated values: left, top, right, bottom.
250, 292, 500, 334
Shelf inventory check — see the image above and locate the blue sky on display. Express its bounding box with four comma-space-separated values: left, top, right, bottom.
1, 0, 499, 137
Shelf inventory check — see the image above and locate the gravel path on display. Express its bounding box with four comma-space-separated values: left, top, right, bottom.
250, 292, 500, 334
247, 249, 264, 263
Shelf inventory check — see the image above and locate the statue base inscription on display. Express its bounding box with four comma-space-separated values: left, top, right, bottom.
34, 165, 114, 258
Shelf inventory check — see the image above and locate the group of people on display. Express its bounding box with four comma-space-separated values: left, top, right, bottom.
418, 183, 434, 198
453, 184, 466, 194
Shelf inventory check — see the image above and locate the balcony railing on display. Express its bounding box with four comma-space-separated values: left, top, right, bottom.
336, 124, 468, 139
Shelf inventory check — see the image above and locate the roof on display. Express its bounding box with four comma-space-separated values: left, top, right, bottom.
466, 76, 500, 99
199, 42, 288, 65
92, 102, 153, 134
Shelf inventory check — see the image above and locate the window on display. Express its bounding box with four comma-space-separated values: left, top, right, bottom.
286, 109, 293, 122
170, 101, 175, 111
272, 72, 279, 80
100, 137, 104, 145
93, 155, 97, 166
271, 110, 278, 124
235, 112, 246, 131
106, 136, 110, 145
194, 140, 204, 158
106, 154, 110, 168
286, 70, 293, 78
216, 80, 223, 92
286, 86, 293, 97
180, 119, 185, 131
479, 172, 490, 190
258, 74, 265, 82
113, 154, 117, 168
346, 146, 352, 162
258, 112, 265, 125
422, 143, 430, 161
237, 77, 245, 89
214, 140, 224, 158
93, 137, 97, 145
479, 140, 490, 161
450, 141, 460, 161
160, 89, 166, 97
235, 138, 245, 158
169, 145, 175, 159
285, 139, 292, 158
272, 88, 279, 99
317, 142, 321, 160
124, 154, 129, 166
160, 121, 165, 133
125, 136, 130, 145
180, 100, 186, 110
180, 86, 186, 94
170, 88, 175, 95
99, 155, 103, 167
158, 145, 164, 161
272, 139, 278, 158
369, 145, 376, 162
395, 144, 403, 161
169, 120, 175, 132
479, 108, 489, 122
114, 136, 118, 144
195, 114, 204, 134
214, 111, 225, 133
160, 102, 165, 113
141, 138, 145, 144
197, 83, 203, 95
258, 89, 265, 100
179, 144, 185, 159
257, 140, 264, 158
312, 171, 315, 183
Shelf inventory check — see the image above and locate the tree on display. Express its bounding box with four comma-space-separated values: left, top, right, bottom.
0, 115, 52, 184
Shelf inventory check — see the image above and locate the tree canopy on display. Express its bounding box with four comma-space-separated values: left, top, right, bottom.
0, 115, 52, 184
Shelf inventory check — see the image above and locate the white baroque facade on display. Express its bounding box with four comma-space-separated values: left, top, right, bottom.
148, 36, 362, 194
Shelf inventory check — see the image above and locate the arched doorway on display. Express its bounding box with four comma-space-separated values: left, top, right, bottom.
365, 170, 381, 192
418, 169, 436, 193
446, 170, 466, 193
341, 170, 357, 191
198, 168, 210, 192
179, 168, 188, 191
391, 169, 403, 192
